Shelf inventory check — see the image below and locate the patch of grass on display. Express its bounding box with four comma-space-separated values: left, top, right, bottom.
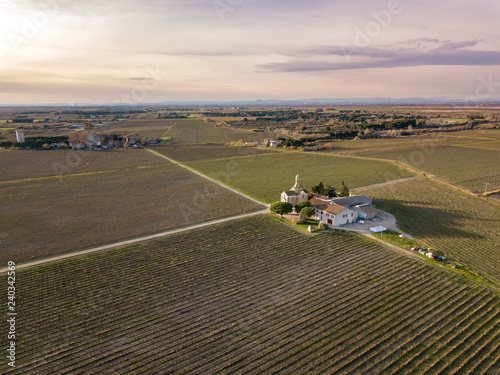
273, 216, 323, 233
373, 230, 420, 249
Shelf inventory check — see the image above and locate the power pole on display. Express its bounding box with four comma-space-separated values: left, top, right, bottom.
484, 182, 490, 194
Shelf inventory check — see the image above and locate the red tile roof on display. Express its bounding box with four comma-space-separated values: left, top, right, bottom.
310, 198, 348, 215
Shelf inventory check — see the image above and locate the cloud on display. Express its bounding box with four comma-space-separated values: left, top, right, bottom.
122, 77, 155, 81
257, 39, 500, 72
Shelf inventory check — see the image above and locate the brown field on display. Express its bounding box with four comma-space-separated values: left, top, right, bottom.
97, 119, 179, 138
0, 164, 263, 264
0, 149, 170, 182
358, 176, 500, 289
149, 144, 277, 162
207, 116, 258, 122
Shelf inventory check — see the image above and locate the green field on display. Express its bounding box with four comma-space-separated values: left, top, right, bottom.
98, 119, 179, 139
323, 134, 482, 155
4, 216, 499, 374
0, 164, 262, 264
358, 176, 500, 289
163, 118, 279, 144
148, 144, 277, 162
366, 145, 500, 192
185, 152, 416, 203
457, 140, 500, 150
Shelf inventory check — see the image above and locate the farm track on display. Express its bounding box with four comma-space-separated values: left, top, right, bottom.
0, 162, 174, 185
0, 210, 267, 274
6, 216, 499, 374
146, 147, 268, 207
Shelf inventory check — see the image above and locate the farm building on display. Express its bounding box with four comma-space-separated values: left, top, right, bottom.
355, 204, 378, 220
281, 174, 309, 206
310, 196, 357, 226
329, 194, 377, 220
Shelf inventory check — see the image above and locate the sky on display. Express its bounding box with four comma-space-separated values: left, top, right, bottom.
0, 0, 499, 104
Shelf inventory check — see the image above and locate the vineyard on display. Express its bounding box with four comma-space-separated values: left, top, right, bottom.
323, 133, 482, 155
162, 119, 279, 144
366, 145, 500, 192
97, 119, 179, 139
458, 140, 500, 150
0, 148, 170, 182
185, 152, 416, 203
0, 164, 262, 264
149, 144, 276, 162
3, 216, 499, 374
358, 176, 500, 289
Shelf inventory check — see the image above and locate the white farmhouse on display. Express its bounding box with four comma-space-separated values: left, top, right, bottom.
310, 196, 358, 226
281, 174, 309, 206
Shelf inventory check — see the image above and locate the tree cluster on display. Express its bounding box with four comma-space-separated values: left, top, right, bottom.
311, 182, 337, 197
311, 181, 350, 197
278, 138, 304, 148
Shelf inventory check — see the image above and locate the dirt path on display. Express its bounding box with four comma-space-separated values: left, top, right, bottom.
0, 149, 270, 274
0, 210, 268, 274
146, 148, 268, 208
351, 176, 417, 191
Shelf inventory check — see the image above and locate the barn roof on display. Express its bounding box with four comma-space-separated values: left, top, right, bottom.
330, 194, 372, 208
310, 198, 349, 215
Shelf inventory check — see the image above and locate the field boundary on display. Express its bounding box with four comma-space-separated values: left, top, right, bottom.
0, 211, 268, 274
351, 176, 418, 191
146, 147, 269, 207
0, 163, 174, 185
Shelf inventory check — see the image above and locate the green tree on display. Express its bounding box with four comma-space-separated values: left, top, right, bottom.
270, 202, 293, 218
295, 200, 311, 213
300, 206, 315, 219
339, 181, 350, 197
311, 182, 325, 195
324, 185, 337, 197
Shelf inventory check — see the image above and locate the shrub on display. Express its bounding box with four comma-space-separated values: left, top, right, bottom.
318, 222, 328, 230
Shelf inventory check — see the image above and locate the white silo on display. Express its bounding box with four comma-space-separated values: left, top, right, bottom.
16, 130, 25, 143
